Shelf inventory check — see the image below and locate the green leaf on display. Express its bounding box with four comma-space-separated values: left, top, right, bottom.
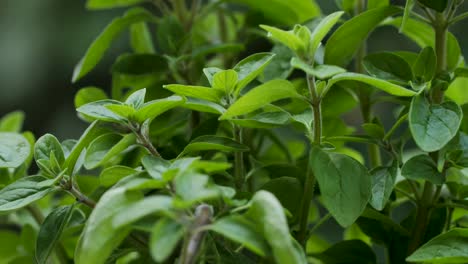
291, 58, 346, 79
77, 99, 127, 123
221, 79, 301, 119
134, 95, 185, 123
233, 52, 276, 95
368, 0, 388, 9
0, 176, 56, 212
362, 123, 385, 139
315, 239, 377, 264
401, 154, 443, 184
183, 98, 226, 115
261, 45, 295, 82
260, 177, 302, 218
72, 8, 158, 82
111, 54, 167, 75
230, 111, 291, 129
85, 133, 136, 169
150, 218, 185, 262
406, 228, 468, 263
208, 215, 269, 257
413, 47, 436, 82
260, 25, 304, 53
447, 78, 468, 105
249, 191, 307, 263
141, 155, 170, 180
180, 135, 249, 156
35, 134, 65, 166
418, 0, 448, 12
309, 11, 344, 56
35, 205, 74, 264
74, 87, 108, 109
163, 85, 222, 103
363, 52, 413, 82
112, 195, 173, 228
191, 43, 244, 60
0, 111, 24, 133
400, 0, 414, 33
174, 172, 221, 204
86, 0, 146, 9
0, 230, 21, 263
409, 94, 462, 152
75, 185, 143, 264
310, 146, 371, 227
370, 162, 398, 211
328, 73, 416, 97
0, 132, 30, 168
100, 165, 138, 187
325, 6, 401, 66
130, 22, 155, 54
124, 88, 146, 109
213, 70, 238, 94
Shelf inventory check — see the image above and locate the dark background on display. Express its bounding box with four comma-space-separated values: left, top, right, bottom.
0, 0, 467, 140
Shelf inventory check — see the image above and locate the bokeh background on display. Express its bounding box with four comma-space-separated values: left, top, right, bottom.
0, 0, 467, 139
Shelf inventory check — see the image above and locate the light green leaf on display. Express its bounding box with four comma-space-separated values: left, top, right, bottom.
328, 73, 416, 97
125, 88, 146, 109
85, 133, 136, 169
203, 67, 223, 86
309, 11, 344, 56
401, 154, 443, 184
406, 228, 468, 263
325, 6, 401, 66
112, 195, 173, 228
0, 132, 30, 168
35, 205, 74, 264
180, 135, 249, 156
0, 111, 24, 133
409, 94, 462, 152
260, 25, 304, 53
75, 185, 143, 264
221, 79, 301, 119
134, 95, 185, 123
191, 43, 244, 59
0, 176, 56, 212
260, 177, 302, 218
174, 172, 221, 204
213, 70, 238, 93
413, 47, 436, 82
247, 191, 306, 264
111, 54, 167, 75
150, 218, 185, 262
233, 52, 276, 95
310, 146, 371, 227
368, 0, 388, 9
291, 57, 346, 79
100, 166, 138, 187
447, 78, 468, 105
77, 99, 127, 123
74, 87, 108, 109
208, 215, 269, 257
183, 98, 226, 115
35, 134, 65, 166
130, 22, 155, 54
163, 85, 222, 103
86, 0, 146, 9
370, 162, 398, 211
418, 0, 448, 12
400, 0, 414, 33
72, 8, 158, 82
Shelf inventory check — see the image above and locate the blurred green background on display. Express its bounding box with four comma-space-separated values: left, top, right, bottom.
0, 0, 467, 140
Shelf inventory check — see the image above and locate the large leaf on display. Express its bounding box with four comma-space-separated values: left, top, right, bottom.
401, 154, 443, 184
0, 111, 24, 133
309, 11, 344, 56
130, 22, 155, 54
413, 47, 436, 83
406, 228, 468, 263
247, 191, 306, 264
310, 146, 371, 227
325, 6, 401, 66
260, 25, 305, 54
208, 215, 269, 257
233, 53, 276, 95
369, 162, 398, 211
221, 79, 301, 119
0, 176, 56, 212
35, 205, 74, 264
72, 8, 158, 82
35, 134, 65, 166
74, 87, 108, 108
77, 99, 127, 123
134, 95, 185, 123
180, 135, 249, 156
112, 195, 173, 228
75, 185, 143, 264
260, 177, 302, 218
150, 218, 185, 262
363, 52, 413, 82
163, 85, 222, 103
409, 94, 462, 152
327, 73, 416, 97
84, 133, 136, 169
0, 132, 30, 168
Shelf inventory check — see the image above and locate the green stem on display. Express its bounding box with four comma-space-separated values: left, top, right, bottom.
233, 125, 245, 190
68, 185, 96, 208
180, 204, 212, 264
408, 181, 434, 254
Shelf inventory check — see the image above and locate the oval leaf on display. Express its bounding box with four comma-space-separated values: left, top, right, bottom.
0, 176, 56, 212
150, 218, 185, 262
0, 132, 30, 168
134, 95, 185, 123
401, 154, 443, 185
370, 162, 398, 211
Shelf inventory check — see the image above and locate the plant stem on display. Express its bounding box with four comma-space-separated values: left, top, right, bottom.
408, 181, 434, 254
180, 204, 212, 264
233, 125, 245, 190
432, 13, 448, 102
68, 185, 96, 208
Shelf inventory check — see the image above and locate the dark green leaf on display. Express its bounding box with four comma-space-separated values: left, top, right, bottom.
180, 135, 249, 156
368, 0, 388, 9
72, 8, 158, 82
35, 205, 74, 264
35, 134, 65, 166
0, 111, 24, 133
363, 52, 413, 82
401, 154, 443, 184
409, 94, 462, 152
362, 123, 385, 139
310, 146, 371, 227
141, 155, 170, 180
100, 165, 138, 187
111, 54, 167, 75
309, 11, 344, 56
413, 47, 436, 82
230, 111, 291, 129
85, 133, 136, 169
0, 132, 30, 168
150, 218, 185, 262
291, 57, 346, 79
418, 0, 448, 12
74, 87, 108, 109
112, 195, 173, 228
233, 53, 276, 95
0, 176, 56, 212
370, 163, 398, 211
86, 0, 146, 9
260, 177, 302, 218
315, 239, 377, 264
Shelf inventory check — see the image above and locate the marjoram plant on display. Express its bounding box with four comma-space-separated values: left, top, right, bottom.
1, 0, 468, 263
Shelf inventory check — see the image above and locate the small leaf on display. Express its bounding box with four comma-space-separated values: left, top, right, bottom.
290, 58, 346, 79
310, 146, 371, 227
0, 111, 25, 133
233, 52, 276, 95
406, 228, 468, 263
409, 94, 462, 152
413, 47, 436, 83
363, 52, 413, 82
221, 79, 301, 119
325, 6, 400, 66
74, 87, 108, 108
141, 155, 170, 180
35, 205, 74, 264
134, 95, 185, 123
213, 70, 238, 93
260, 25, 305, 53
183, 98, 226, 115
100, 165, 138, 187
150, 218, 185, 262
130, 22, 155, 54
85, 133, 136, 169
370, 162, 398, 211
163, 85, 222, 103
401, 155, 443, 184
328, 73, 416, 97
260, 177, 302, 218
208, 215, 269, 257
0, 132, 30, 168
72, 8, 158, 82
180, 135, 249, 156
35, 134, 65, 166
125, 88, 146, 109
309, 11, 344, 56
362, 123, 385, 139
0, 176, 56, 212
